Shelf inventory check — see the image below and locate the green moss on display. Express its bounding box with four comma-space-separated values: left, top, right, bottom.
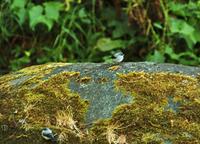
111, 72, 200, 143
0, 63, 69, 95
87, 72, 200, 144
0, 70, 90, 143
1, 69, 200, 143
108, 65, 121, 71
96, 77, 109, 84
78, 76, 92, 83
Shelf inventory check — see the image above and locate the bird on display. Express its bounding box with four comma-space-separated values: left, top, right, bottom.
113, 51, 124, 63
41, 128, 57, 143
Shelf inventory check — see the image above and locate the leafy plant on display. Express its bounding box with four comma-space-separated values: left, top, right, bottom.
0, 0, 200, 73
11, 0, 64, 30
144, 0, 200, 65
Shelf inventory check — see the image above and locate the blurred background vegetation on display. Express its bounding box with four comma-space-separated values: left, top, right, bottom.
0, 0, 200, 74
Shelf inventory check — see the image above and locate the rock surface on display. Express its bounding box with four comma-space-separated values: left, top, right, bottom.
0, 62, 200, 143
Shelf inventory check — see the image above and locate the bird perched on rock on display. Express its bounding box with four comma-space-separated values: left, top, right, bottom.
41, 128, 57, 144
113, 51, 124, 63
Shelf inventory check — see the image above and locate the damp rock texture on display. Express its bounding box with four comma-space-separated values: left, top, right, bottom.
0, 62, 200, 144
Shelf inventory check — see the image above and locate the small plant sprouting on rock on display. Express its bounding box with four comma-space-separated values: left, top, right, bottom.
104, 122, 128, 144
56, 106, 83, 137
106, 124, 118, 144
116, 134, 127, 144
58, 131, 68, 143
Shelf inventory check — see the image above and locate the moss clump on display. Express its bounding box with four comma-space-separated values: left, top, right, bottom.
0, 71, 89, 143
111, 72, 200, 143
108, 65, 121, 71
78, 76, 92, 83
0, 63, 69, 95
96, 77, 109, 84
88, 72, 200, 144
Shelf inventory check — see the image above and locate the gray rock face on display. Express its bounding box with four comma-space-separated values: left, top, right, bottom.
55, 62, 198, 122
52, 62, 200, 122
50, 62, 200, 76
2, 62, 200, 122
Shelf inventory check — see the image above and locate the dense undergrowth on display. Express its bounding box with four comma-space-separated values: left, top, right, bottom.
0, 0, 200, 73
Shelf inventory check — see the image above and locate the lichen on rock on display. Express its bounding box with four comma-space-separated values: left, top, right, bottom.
0, 64, 89, 143
111, 72, 200, 143
0, 63, 200, 143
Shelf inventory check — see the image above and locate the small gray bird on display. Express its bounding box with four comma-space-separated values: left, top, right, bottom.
41, 128, 57, 143
113, 51, 124, 63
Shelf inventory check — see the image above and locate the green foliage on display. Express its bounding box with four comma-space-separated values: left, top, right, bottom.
11, 0, 64, 30
95, 38, 127, 52
147, 0, 200, 65
10, 49, 31, 71
10, 0, 27, 25
0, 0, 200, 73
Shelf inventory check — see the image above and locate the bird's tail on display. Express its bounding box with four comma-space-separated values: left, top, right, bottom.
51, 137, 57, 144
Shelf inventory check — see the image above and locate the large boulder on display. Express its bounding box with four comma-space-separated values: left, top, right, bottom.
0, 62, 200, 143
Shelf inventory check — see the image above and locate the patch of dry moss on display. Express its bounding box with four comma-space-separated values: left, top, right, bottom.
78, 76, 92, 83
0, 63, 69, 95
89, 72, 200, 144
0, 70, 90, 143
108, 65, 121, 71
112, 72, 200, 143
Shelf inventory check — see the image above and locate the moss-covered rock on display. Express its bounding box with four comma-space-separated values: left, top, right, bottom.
0, 62, 200, 143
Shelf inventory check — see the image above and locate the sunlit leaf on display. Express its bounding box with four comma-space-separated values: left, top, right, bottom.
11, 0, 27, 25
29, 5, 43, 29
78, 8, 87, 18
15, 8, 27, 25
168, 1, 187, 17
29, 5, 53, 31
11, 0, 26, 9
153, 22, 163, 29
169, 18, 194, 35
169, 18, 199, 49
44, 2, 63, 22
147, 50, 165, 63
96, 38, 127, 52
164, 46, 179, 60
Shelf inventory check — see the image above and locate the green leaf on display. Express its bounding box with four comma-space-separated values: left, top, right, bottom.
78, 8, 91, 24
10, 50, 31, 71
178, 51, 198, 59
11, 0, 27, 25
35, 16, 53, 31
96, 38, 127, 52
44, 2, 63, 22
112, 21, 130, 38
182, 35, 195, 49
169, 18, 199, 49
29, 5, 43, 29
29, 5, 53, 31
78, 8, 87, 18
63, 28, 80, 44
193, 29, 200, 42
11, 0, 26, 9
15, 8, 27, 25
147, 50, 165, 63
164, 46, 179, 60
178, 52, 199, 65
103, 55, 113, 63
169, 18, 194, 35
153, 22, 163, 29
80, 18, 91, 24
168, 2, 187, 17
